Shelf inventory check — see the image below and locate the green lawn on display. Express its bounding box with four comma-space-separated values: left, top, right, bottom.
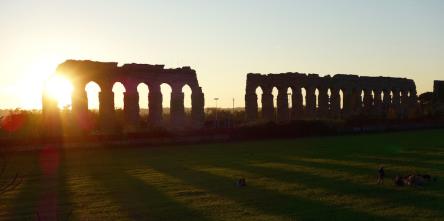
1, 129, 444, 220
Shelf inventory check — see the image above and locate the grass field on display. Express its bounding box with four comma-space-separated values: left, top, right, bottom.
1, 129, 444, 220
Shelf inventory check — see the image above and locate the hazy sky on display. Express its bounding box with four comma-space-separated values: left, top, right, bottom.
0, 0, 443, 109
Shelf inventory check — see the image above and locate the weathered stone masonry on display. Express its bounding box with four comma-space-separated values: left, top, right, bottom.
245, 72, 417, 122
46, 60, 205, 129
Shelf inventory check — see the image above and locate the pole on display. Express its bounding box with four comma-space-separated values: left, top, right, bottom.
232, 98, 235, 113
214, 98, 219, 127
232, 98, 235, 128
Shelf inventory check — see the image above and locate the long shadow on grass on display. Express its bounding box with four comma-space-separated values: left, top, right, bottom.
144, 162, 392, 221
9, 170, 41, 220
9, 152, 43, 220
9, 147, 73, 220
232, 160, 444, 218
89, 168, 210, 220
56, 148, 74, 220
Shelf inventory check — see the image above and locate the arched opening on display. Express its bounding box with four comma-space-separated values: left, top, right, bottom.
85, 81, 101, 111
137, 83, 149, 117
390, 91, 394, 104
182, 84, 192, 117
327, 89, 332, 110
272, 87, 278, 120
315, 88, 320, 109
381, 91, 386, 103
301, 87, 307, 109
400, 90, 406, 104
255, 87, 263, 118
112, 82, 126, 110
397, 91, 402, 104
371, 90, 376, 106
361, 90, 365, 108
287, 87, 293, 109
339, 89, 344, 110
160, 83, 172, 119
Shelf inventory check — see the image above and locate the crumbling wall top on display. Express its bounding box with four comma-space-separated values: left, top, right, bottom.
55, 60, 200, 89
246, 71, 416, 93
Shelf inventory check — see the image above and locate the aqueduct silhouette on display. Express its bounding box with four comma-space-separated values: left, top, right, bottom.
245, 72, 418, 122
46, 60, 205, 129
43, 60, 423, 130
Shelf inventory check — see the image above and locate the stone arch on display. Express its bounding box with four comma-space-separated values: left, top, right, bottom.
339, 89, 344, 110
255, 86, 263, 110
112, 82, 126, 110
399, 90, 406, 105
244, 72, 418, 122
350, 87, 361, 112
49, 60, 205, 130
327, 88, 332, 108
315, 88, 320, 109
287, 87, 293, 110
85, 81, 101, 110
182, 84, 193, 117
289, 85, 303, 120
390, 90, 395, 105
381, 90, 385, 103
275, 85, 291, 122
360, 90, 365, 108
160, 83, 172, 120
272, 87, 278, 107
301, 87, 307, 109
137, 83, 149, 117
394, 89, 402, 104
272, 87, 279, 121
258, 85, 274, 121
381, 89, 391, 112
327, 87, 340, 118
245, 83, 260, 121
255, 86, 263, 119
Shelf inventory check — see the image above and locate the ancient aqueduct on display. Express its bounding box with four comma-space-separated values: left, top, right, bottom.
43, 60, 205, 128
245, 73, 418, 122
43, 60, 423, 129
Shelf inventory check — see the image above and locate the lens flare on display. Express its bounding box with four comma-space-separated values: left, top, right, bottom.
43, 75, 73, 109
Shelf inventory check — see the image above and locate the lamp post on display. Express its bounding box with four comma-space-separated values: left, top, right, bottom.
232, 98, 235, 114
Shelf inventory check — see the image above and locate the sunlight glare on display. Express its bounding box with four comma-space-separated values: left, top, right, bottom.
44, 75, 73, 109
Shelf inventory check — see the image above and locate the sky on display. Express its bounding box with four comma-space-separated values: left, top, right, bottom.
0, 0, 443, 109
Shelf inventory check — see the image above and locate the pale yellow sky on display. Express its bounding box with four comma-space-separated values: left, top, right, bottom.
0, 0, 443, 109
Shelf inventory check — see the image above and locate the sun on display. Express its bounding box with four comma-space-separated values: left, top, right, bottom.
43, 75, 73, 109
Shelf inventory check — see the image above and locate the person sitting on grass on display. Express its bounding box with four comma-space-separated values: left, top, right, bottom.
377, 166, 385, 184
236, 178, 247, 187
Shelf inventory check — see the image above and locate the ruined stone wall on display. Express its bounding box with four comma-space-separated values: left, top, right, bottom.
245, 72, 417, 122
46, 60, 205, 130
